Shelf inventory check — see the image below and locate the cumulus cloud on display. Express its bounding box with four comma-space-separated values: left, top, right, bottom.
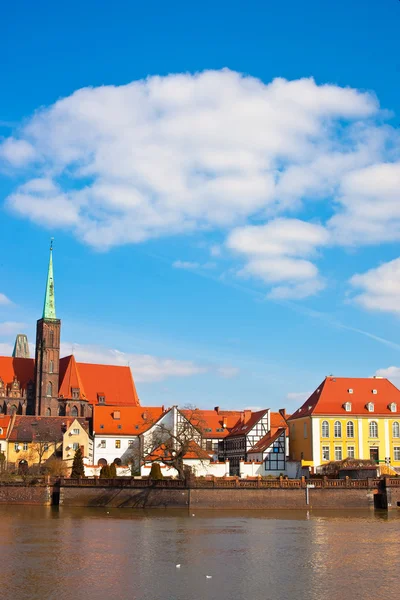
0, 321, 27, 336
60, 342, 237, 383
0, 137, 36, 166
227, 218, 329, 298
349, 257, 400, 314
375, 367, 400, 387
0, 293, 12, 305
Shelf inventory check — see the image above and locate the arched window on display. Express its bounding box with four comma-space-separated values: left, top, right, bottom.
0, 427, 3, 435
393, 422, 400, 438
71, 405, 78, 417
322, 421, 329, 438
10, 404, 17, 415
46, 382, 52, 397
346, 421, 354, 438
49, 331, 54, 347
369, 421, 378, 438
45, 408, 51, 417
49, 360, 54, 374
334, 421, 342, 438
98, 458, 107, 466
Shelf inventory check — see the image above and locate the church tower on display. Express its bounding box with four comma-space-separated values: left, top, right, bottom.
34, 241, 61, 416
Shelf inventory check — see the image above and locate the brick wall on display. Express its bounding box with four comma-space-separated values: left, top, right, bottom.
0, 485, 52, 505
60, 485, 190, 508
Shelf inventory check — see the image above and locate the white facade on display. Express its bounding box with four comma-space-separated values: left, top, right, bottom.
141, 460, 229, 478
92, 434, 140, 466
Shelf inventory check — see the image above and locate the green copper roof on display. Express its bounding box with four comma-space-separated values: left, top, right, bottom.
43, 241, 56, 319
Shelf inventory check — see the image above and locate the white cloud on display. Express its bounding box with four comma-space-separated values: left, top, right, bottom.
0, 321, 27, 336
60, 342, 236, 383
0, 293, 12, 305
375, 367, 400, 387
0, 342, 12, 355
227, 218, 329, 298
0, 70, 381, 252
349, 257, 400, 314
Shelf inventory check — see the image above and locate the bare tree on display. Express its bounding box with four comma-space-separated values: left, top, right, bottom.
140, 406, 209, 479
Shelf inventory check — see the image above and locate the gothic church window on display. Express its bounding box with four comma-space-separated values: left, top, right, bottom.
47, 382, 52, 397
71, 406, 78, 417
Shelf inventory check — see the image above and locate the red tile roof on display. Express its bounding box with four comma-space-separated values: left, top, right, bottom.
93, 405, 165, 435
180, 408, 242, 439
58, 355, 86, 400
8, 416, 89, 442
289, 376, 400, 419
227, 409, 269, 437
247, 428, 285, 454
270, 411, 289, 429
0, 415, 11, 439
0, 357, 34, 389
146, 440, 211, 462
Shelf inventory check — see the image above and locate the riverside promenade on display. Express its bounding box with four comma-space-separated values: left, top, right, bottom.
1, 476, 399, 510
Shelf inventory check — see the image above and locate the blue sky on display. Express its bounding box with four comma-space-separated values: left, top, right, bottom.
1, 0, 400, 411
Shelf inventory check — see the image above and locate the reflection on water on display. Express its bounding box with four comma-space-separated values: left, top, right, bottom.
0, 507, 399, 600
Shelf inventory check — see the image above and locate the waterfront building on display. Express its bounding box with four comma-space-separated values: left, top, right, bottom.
0, 243, 140, 417
246, 427, 287, 476
0, 415, 11, 462
288, 376, 400, 471
220, 409, 288, 475
62, 418, 93, 470
180, 407, 243, 459
6, 416, 91, 469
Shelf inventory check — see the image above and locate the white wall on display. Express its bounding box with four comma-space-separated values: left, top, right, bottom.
239, 460, 287, 478
84, 464, 132, 477
141, 460, 229, 478
92, 434, 139, 466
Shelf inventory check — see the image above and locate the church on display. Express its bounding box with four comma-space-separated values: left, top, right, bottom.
0, 245, 141, 417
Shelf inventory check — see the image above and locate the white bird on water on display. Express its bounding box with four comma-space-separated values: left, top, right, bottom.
176, 564, 181, 568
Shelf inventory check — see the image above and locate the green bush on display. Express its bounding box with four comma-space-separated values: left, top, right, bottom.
109, 462, 117, 478
100, 464, 111, 478
149, 463, 163, 480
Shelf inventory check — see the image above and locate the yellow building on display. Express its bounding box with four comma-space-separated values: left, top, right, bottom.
62, 418, 93, 470
288, 376, 400, 471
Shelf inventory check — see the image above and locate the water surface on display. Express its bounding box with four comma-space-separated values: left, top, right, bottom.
0, 507, 398, 600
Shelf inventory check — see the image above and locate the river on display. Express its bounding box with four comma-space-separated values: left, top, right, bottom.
0, 507, 399, 600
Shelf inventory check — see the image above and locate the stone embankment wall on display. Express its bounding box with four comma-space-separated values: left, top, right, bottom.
0, 484, 52, 505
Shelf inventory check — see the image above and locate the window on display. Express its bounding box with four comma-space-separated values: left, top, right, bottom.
393, 422, 400, 438
389, 403, 397, 413
372, 389, 377, 395
115, 440, 121, 449
347, 389, 353, 394
128, 440, 134, 448
347, 446, 355, 459
49, 331, 54, 346
0, 427, 3, 435
321, 421, 329, 438
72, 429, 80, 435
46, 382, 52, 397
334, 446, 342, 461
49, 360, 54, 374
344, 402, 352, 412
369, 421, 378, 438
23, 442, 28, 451
366, 402, 374, 412
72, 389, 80, 399
322, 446, 330, 461
303, 423, 308, 439
44, 443, 49, 452
334, 421, 342, 438
98, 396, 105, 404
346, 421, 354, 438
14, 442, 19, 451
100, 440, 106, 448
394, 447, 400, 461
72, 443, 79, 451
45, 408, 51, 417
71, 406, 78, 417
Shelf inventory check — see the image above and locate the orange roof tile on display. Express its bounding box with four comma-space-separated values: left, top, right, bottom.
146, 440, 211, 462
93, 405, 165, 435
270, 411, 289, 430
0, 357, 34, 389
60, 356, 140, 406
227, 409, 269, 437
58, 355, 86, 400
289, 376, 400, 419
180, 408, 242, 439
0, 415, 11, 439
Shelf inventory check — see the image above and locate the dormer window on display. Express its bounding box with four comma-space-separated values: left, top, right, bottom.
389, 402, 397, 413
113, 411, 120, 420
347, 389, 353, 394
372, 389, 377, 395
366, 402, 374, 412
343, 402, 352, 412
97, 393, 106, 404
72, 388, 80, 399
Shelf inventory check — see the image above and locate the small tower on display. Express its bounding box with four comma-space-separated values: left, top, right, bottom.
12, 334, 30, 358
34, 240, 61, 416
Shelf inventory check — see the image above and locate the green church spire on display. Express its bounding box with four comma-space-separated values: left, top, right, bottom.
43, 239, 56, 319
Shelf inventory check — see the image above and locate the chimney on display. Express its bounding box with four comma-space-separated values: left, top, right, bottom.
279, 408, 286, 420
214, 406, 220, 414
243, 410, 251, 424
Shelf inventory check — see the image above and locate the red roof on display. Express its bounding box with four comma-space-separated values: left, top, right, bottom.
0, 357, 34, 389
289, 377, 400, 419
60, 356, 140, 406
0, 415, 11, 439
93, 405, 165, 435
146, 440, 211, 462
270, 411, 289, 429
180, 408, 242, 439
227, 409, 269, 437
59, 355, 86, 400
247, 428, 285, 454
